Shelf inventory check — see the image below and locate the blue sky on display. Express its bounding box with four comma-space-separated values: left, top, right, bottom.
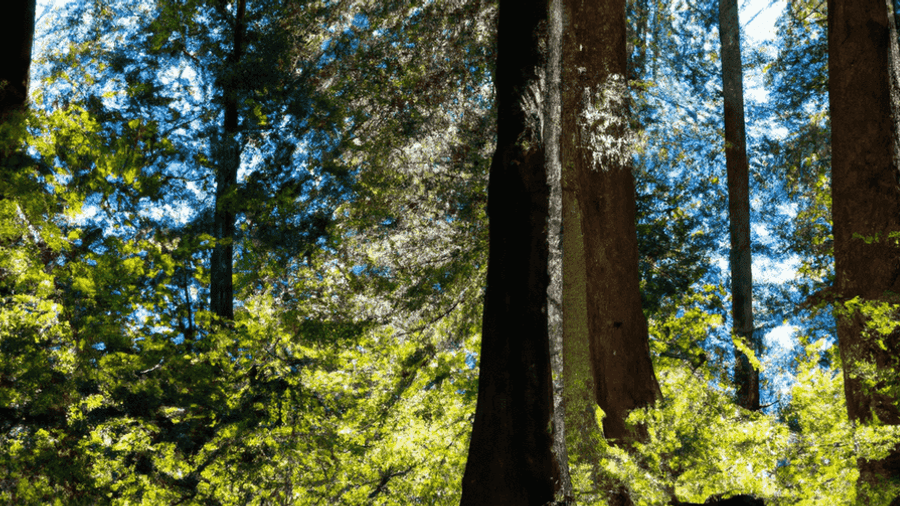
33, 0, 801, 389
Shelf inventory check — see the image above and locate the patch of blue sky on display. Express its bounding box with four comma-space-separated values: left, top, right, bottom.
776, 201, 798, 218
743, 0, 790, 138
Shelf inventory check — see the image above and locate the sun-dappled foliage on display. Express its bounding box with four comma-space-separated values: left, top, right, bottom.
2, 0, 900, 504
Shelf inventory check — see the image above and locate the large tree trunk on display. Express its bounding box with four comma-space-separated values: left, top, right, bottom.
828, 0, 900, 496
459, 0, 561, 503
560, 0, 661, 503
0, 0, 35, 120
719, 0, 759, 412
552, 0, 605, 493
210, 0, 247, 321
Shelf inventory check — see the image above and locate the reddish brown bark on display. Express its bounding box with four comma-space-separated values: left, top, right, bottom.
828, 0, 900, 494
560, 0, 661, 503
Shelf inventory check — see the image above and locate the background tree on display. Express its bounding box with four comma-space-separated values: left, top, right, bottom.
719, 0, 759, 411
209, 0, 246, 321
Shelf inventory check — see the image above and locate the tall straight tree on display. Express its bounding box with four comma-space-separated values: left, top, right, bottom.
545, 0, 575, 500
719, 0, 759, 411
560, 0, 661, 503
0, 0, 35, 120
829, 0, 900, 496
459, 0, 561, 503
210, 0, 247, 321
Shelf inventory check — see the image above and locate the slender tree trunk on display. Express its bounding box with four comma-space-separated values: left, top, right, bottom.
560, 0, 661, 504
829, 0, 900, 497
459, 0, 561, 503
545, 0, 574, 501
0, 0, 35, 121
210, 0, 247, 321
719, 0, 759, 412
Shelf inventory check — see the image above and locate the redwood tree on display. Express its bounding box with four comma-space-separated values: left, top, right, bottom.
829, 0, 900, 496
560, 0, 661, 504
719, 0, 759, 411
459, 0, 561, 502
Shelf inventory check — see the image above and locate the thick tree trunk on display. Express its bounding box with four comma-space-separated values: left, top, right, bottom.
459, 0, 561, 503
561, 171, 602, 478
719, 0, 759, 412
210, 0, 247, 321
828, 0, 900, 496
553, 1, 604, 491
0, 0, 35, 120
560, 0, 661, 503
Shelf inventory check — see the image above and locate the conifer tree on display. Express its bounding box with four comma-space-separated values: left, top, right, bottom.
719, 0, 759, 411
459, 0, 560, 502
210, 0, 247, 321
829, 0, 900, 496
560, 0, 661, 504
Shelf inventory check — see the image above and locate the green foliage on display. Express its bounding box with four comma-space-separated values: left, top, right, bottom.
5, 0, 900, 503
774, 337, 858, 505
561, 285, 899, 505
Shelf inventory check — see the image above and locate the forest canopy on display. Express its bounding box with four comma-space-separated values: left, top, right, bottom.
1, 0, 900, 504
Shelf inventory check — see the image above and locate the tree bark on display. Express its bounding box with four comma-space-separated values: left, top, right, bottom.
545, 0, 574, 501
829, 0, 900, 495
210, 0, 247, 321
560, 0, 661, 503
0, 0, 35, 120
459, 0, 561, 503
719, 0, 759, 412
554, 1, 604, 492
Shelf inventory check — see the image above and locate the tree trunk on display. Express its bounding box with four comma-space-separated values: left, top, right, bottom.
828, 0, 900, 495
210, 0, 247, 321
560, 0, 661, 503
0, 0, 35, 120
459, 0, 561, 503
545, 0, 574, 501
719, 0, 759, 412
553, 1, 605, 493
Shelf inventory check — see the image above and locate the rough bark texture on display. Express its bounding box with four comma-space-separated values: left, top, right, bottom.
545, 0, 574, 501
0, 0, 35, 120
828, 0, 900, 495
561, 170, 602, 479
560, 0, 661, 503
210, 0, 247, 321
459, 0, 560, 503
718, 0, 759, 412
555, 0, 605, 492
556, 4, 604, 492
